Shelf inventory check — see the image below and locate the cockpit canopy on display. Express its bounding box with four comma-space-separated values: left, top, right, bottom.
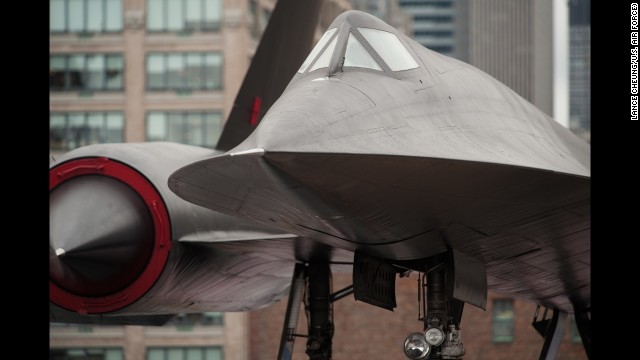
297, 11, 420, 75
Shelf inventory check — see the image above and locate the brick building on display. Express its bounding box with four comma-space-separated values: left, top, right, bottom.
249, 272, 587, 360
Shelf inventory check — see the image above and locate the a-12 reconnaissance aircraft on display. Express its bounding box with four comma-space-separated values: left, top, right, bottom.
49, 0, 590, 359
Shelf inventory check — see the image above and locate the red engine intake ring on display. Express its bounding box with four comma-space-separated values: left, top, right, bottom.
49, 157, 171, 314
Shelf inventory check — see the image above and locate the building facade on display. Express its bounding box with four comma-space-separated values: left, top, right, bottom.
393, 0, 590, 142
50, 313, 245, 360
397, 0, 465, 59
568, 0, 590, 142
464, 0, 555, 118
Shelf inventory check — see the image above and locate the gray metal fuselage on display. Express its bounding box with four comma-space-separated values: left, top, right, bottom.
170, 11, 590, 313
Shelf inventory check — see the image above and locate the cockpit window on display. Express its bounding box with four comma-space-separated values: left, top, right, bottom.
309, 36, 338, 72
298, 28, 337, 73
344, 33, 382, 71
358, 28, 419, 71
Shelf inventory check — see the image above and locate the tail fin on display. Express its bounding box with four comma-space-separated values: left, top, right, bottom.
215, 0, 324, 151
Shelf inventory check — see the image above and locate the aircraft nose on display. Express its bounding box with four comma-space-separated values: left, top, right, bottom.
49, 175, 154, 297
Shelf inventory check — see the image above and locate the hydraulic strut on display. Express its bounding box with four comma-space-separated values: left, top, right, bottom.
278, 262, 338, 360
404, 262, 466, 360
306, 262, 334, 360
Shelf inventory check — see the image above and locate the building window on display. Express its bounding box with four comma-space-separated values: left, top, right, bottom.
50, 54, 124, 91
50, 0, 123, 33
50, 348, 124, 360
167, 312, 224, 331
492, 299, 514, 343
412, 15, 453, 23
50, 112, 125, 150
413, 30, 454, 38
146, 53, 222, 91
146, 347, 223, 360
146, 111, 222, 147
147, 0, 222, 32
399, 1, 453, 8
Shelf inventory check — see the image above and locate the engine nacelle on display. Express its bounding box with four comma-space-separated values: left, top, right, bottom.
50, 142, 296, 321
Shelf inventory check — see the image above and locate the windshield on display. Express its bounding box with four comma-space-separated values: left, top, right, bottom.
298, 28, 338, 73
344, 33, 382, 71
358, 28, 419, 71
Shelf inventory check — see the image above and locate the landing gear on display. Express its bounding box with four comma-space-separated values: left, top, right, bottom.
305, 263, 334, 360
277, 262, 352, 360
278, 250, 487, 360
398, 250, 487, 360
531, 306, 567, 360
572, 303, 590, 360
404, 265, 466, 360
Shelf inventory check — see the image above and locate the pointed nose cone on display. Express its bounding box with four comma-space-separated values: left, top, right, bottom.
49, 175, 154, 297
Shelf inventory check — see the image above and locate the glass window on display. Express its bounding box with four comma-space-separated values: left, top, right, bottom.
344, 33, 382, 71
186, 0, 201, 30
50, 54, 123, 91
50, 56, 66, 90
167, 0, 184, 31
147, 0, 164, 31
147, 53, 222, 90
146, 112, 222, 147
146, 347, 223, 360
359, 28, 419, 71
105, 0, 123, 31
186, 348, 203, 360
87, 55, 106, 89
413, 30, 453, 38
201, 312, 224, 326
298, 28, 337, 73
50, 114, 66, 149
204, 54, 222, 89
105, 349, 124, 360
168, 348, 183, 360
492, 299, 514, 343
87, 113, 104, 144
309, 36, 338, 72
50, 112, 124, 151
167, 112, 184, 143
204, 349, 222, 360
203, 0, 222, 30
203, 113, 222, 146
87, 0, 103, 32
186, 54, 203, 88
105, 55, 124, 90
50, 0, 65, 32
147, 54, 165, 90
148, 349, 164, 360
68, 113, 86, 149
51, 0, 122, 33
106, 113, 124, 142
167, 54, 185, 88
147, 112, 167, 141
185, 112, 204, 145
68, 0, 85, 32
68, 55, 87, 89
50, 348, 124, 360
147, 0, 221, 32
